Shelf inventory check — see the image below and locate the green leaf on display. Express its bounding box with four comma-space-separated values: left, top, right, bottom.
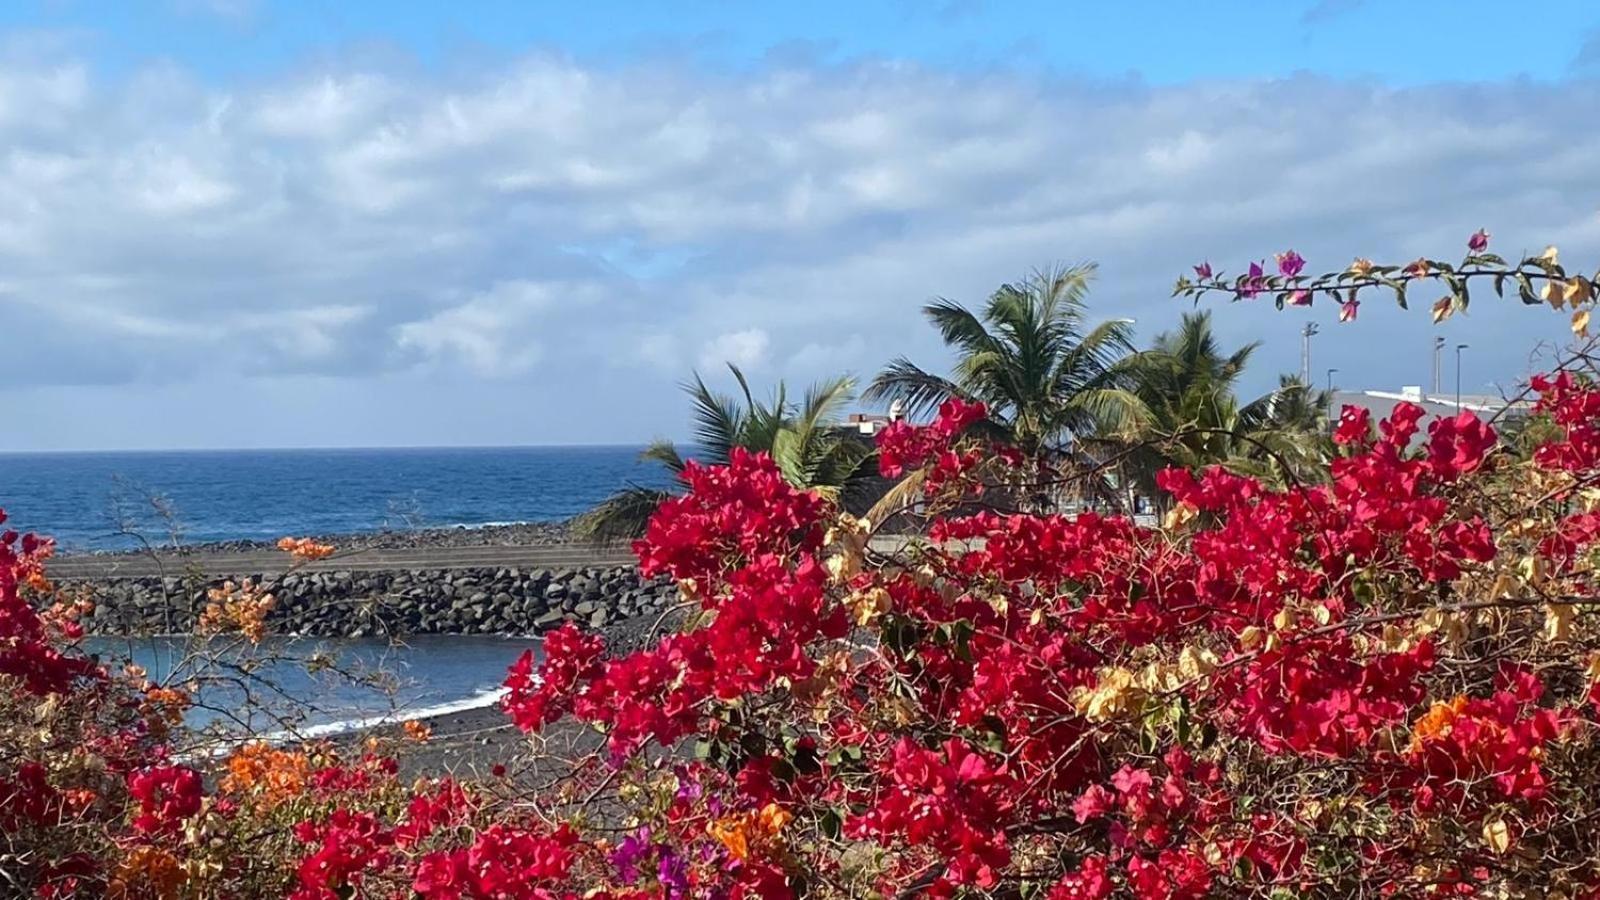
819, 807, 842, 840
1394, 281, 1407, 309
1493, 274, 1505, 297
1515, 272, 1538, 305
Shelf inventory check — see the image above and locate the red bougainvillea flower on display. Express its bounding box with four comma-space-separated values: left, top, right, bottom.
127, 766, 202, 835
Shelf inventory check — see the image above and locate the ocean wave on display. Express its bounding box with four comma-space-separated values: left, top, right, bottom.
183, 686, 510, 760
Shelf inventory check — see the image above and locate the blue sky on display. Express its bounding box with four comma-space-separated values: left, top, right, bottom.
10, 1, 1600, 84
3, 1, 1600, 450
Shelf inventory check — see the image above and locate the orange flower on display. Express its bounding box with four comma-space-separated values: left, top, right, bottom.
277, 536, 336, 561
403, 719, 433, 743
756, 801, 793, 833
199, 579, 276, 643
144, 686, 192, 730
709, 815, 750, 861
709, 802, 792, 861
108, 846, 186, 900
1408, 696, 1469, 753
221, 741, 310, 802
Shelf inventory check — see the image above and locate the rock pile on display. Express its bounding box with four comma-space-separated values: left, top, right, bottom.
70, 565, 679, 638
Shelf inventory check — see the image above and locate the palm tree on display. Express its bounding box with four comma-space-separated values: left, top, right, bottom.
1121, 311, 1331, 509
573, 366, 873, 542
865, 264, 1146, 458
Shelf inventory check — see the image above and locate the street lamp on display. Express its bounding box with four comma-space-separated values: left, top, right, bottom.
1325, 367, 1338, 396
1455, 343, 1469, 410
1301, 323, 1319, 384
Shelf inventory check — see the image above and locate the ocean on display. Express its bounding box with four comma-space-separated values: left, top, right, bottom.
86, 634, 543, 737
1, 446, 673, 738
0, 445, 676, 551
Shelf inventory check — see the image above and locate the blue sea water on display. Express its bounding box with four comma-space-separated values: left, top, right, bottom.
85, 634, 542, 736
3, 447, 668, 734
0, 445, 676, 551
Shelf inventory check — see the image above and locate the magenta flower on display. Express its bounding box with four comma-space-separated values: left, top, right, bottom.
611, 827, 653, 881
1194, 261, 1213, 280
1288, 289, 1312, 306
1468, 229, 1490, 252
1276, 249, 1305, 278
1240, 261, 1266, 299
1340, 298, 1360, 322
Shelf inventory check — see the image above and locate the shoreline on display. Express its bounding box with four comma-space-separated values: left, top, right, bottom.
60, 519, 589, 558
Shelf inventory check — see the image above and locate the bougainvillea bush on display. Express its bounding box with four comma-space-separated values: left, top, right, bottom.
10, 234, 1600, 897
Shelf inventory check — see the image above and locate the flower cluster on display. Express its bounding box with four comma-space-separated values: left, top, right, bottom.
278, 535, 337, 561
1178, 231, 1597, 339
875, 397, 988, 480
198, 577, 277, 643
17, 236, 1600, 896
490, 361, 1600, 896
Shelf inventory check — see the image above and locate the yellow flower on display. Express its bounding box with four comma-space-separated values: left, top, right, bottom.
1544, 602, 1575, 642
1543, 280, 1565, 309
846, 587, 891, 626
1565, 277, 1592, 307
1482, 818, 1513, 855
1348, 257, 1375, 277
1074, 666, 1143, 722
1163, 502, 1198, 532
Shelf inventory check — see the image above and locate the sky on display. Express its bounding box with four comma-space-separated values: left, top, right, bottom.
4, 0, 1600, 450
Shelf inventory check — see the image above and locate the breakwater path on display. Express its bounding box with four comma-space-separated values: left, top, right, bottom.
49, 543, 641, 579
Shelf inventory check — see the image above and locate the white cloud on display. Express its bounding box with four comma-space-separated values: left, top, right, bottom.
395, 280, 567, 377
2, 47, 1598, 448
699, 328, 770, 371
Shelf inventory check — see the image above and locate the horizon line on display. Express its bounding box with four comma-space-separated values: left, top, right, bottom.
0, 442, 676, 456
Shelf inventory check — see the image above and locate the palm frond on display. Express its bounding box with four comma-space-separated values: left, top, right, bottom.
571, 487, 675, 544
686, 372, 745, 464
639, 440, 688, 475
800, 375, 856, 428
864, 359, 969, 420
866, 468, 930, 526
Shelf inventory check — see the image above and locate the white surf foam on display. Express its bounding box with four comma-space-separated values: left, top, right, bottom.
182, 686, 510, 760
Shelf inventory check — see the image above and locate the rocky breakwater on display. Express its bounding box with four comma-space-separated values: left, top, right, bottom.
70, 565, 680, 639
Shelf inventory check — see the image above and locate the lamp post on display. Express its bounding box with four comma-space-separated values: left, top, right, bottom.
1455, 343, 1469, 410
1301, 322, 1319, 384
1325, 367, 1338, 396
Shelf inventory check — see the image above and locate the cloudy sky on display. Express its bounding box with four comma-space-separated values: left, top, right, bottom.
3, 0, 1600, 451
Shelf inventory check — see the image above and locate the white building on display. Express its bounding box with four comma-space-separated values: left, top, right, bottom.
1328, 386, 1532, 430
